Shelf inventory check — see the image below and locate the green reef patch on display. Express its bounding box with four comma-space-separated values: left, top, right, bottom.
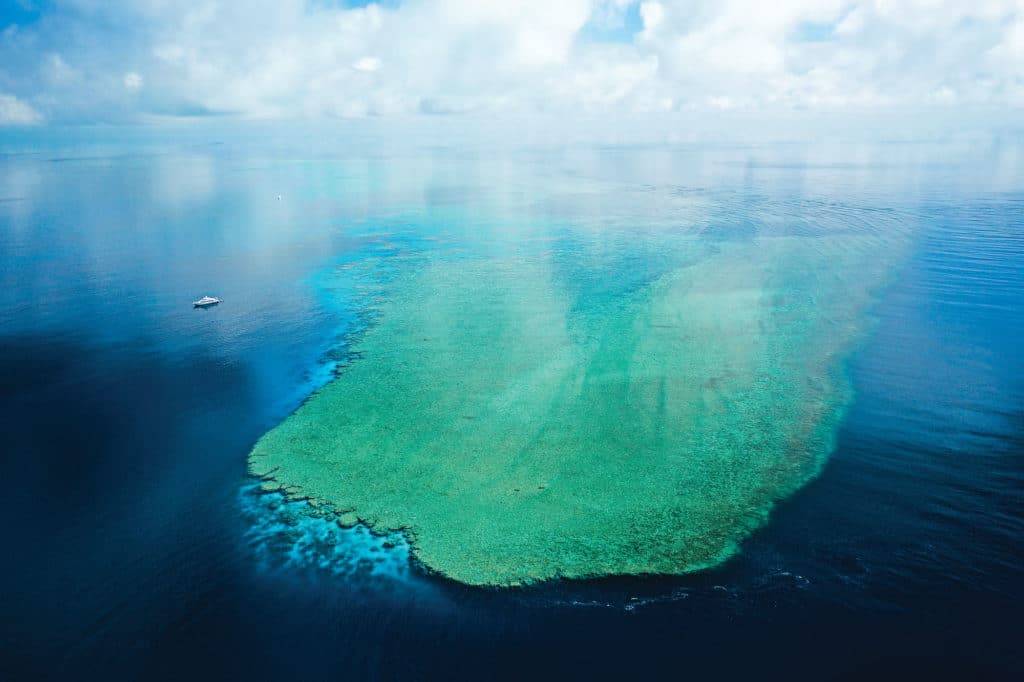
250, 230, 903, 587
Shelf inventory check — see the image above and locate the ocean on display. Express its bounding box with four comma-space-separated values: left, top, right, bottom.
1, 126, 1022, 680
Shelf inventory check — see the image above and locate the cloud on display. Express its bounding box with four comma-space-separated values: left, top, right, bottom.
0, 0, 1020, 124
352, 57, 382, 73
0, 93, 42, 125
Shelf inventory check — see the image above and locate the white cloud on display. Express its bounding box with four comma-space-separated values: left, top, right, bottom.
46, 54, 78, 85
124, 71, 144, 89
0, 94, 42, 125
0, 0, 1021, 123
353, 57, 382, 73
640, 2, 666, 34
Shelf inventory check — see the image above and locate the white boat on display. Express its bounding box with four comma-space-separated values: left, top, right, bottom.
193, 295, 221, 308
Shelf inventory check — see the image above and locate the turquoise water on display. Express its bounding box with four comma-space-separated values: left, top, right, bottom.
249, 182, 914, 585
1, 128, 1022, 678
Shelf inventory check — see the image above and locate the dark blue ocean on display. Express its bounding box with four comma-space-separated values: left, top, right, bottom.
1, 126, 1022, 680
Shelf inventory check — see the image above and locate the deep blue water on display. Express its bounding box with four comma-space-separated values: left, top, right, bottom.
1, 128, 1022, 680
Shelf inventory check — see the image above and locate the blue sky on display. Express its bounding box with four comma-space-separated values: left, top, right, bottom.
1, 0, 1022, 126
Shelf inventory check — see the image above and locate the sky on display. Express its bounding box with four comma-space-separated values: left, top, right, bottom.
0, 0, 1022, 127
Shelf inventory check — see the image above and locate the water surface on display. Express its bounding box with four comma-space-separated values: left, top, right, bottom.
1, 129, 1022, 679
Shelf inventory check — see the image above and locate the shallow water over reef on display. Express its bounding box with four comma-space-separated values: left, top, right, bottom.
251, 187, 913, 585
